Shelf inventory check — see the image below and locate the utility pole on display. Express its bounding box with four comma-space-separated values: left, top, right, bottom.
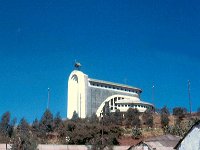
47, 88, 50, 109
188, 80, 192, 115
101, 114, 104, 146
80, 94, 81, 118
152, 84, 155, 105
152, 84, 155, 112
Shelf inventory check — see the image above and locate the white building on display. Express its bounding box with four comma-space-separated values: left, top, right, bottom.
67, 70, 154, 119
174, 120, 200, 150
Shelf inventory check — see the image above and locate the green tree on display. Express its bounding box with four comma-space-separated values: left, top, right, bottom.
53, 112, 62, 131
142, 109, 154, 128
173, 107, 187, 125
0, 112, 15, 150
71, 111, 79, 122
32, 118, 39, 136
125, 108, 134, 127
53, 112, 66, 143
88, 113, 99, 124
112, 109, 123, 125
39, 109, 54, 133
125, 108, 141, 128
12, 118, 38, 150
160, 106, 170, 129
65, 117, 122, 147
132, 127, 142, 139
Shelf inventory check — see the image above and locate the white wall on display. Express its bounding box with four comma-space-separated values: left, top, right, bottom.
67, 70, 88, 119
177, 125, 200, 150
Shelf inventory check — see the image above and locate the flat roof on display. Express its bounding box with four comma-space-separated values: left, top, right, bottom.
88, 78, 142, 92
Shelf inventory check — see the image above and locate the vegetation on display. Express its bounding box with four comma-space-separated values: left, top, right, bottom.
12, 118, 38, 150
0, 112, 16, 150
0, 105, 199, 148
142, 109, 154, 128
125, 108, 141, 128
132, 127, 142, 139
160, 106, 170, 129
173, 107, 187, 125
0, 109, 123, 149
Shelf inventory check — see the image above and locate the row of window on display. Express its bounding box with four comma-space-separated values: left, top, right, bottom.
110, 105, 152, 110
90, 82, 140, 93
117, 104, 150, 109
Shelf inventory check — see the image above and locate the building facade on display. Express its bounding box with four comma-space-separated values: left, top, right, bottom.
67, 70, 154, 119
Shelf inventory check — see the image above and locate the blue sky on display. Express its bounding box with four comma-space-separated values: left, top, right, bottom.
0, 0, 200, 122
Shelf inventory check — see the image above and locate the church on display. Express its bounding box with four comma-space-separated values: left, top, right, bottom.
67, 68, 154, 119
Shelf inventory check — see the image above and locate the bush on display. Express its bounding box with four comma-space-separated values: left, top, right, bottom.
132, 127, 142, 139
142, 110, 154, 128
160, 106, 170, 128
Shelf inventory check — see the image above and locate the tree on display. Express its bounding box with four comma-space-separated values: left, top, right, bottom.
125, 108, 141, 128
88, 113, 99, 124
39, 109, 54, 133
132, 127, 142, 139
0, 112, 15, 150
173, 107, 187, 116
53, 112, 66, 143
125, 108, 134, 127
11, 118, 38, 150
173, 107, 187, 125
160, 106, 170, 128
53, 112, 62, 131
71, 111, 79, 122
32, 118, 39, 135
112, 109, 123, 125
142, 109, 154, 128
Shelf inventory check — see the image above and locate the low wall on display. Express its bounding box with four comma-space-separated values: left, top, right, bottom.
0, 144, 130, 150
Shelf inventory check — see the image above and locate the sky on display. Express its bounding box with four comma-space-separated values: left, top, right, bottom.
0, 0, 200, 123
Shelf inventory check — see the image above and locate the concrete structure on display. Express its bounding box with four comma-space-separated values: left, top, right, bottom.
0, 144, 129, 150
38, 145, 130, 150
174, 120, 200, 150
67, 70, 154, 119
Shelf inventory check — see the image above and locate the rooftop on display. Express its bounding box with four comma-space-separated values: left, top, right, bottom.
88, 78, 142, 92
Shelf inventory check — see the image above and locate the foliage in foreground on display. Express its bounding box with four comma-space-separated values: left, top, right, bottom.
0, 110, 123, 149
0, 105, 199, 148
